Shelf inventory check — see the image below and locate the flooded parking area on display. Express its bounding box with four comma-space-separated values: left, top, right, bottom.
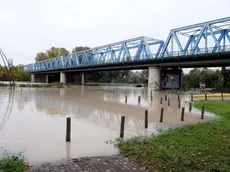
0, 86, 215, 164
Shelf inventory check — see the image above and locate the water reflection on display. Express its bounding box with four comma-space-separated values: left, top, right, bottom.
0, 88, 15, 131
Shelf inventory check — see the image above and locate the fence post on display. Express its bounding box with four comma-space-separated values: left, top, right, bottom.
181, 107, 185, 121
160, 108, 164, 123
66, 117, 71, 142
120, 116, 125, 138
145, 110, 148, 128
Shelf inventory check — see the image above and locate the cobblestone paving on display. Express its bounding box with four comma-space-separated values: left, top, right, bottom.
25, 155, 148, 172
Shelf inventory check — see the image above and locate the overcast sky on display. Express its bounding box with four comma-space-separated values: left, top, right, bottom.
0, 0, 230, 67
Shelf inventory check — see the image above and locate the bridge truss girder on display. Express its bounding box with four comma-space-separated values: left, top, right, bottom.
161, 17, 230, 57
24, 36, 164, 72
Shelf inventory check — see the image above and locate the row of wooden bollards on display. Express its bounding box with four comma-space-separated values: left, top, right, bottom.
65, 100, 206, 141
119, 103, 206, 138
191, 93, 225, 101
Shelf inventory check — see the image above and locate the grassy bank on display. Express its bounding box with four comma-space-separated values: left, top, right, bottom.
0, 152, 24, 172
116, 101, 230, 171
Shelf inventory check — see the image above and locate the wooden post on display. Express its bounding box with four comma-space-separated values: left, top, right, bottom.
201, 103, 205, 119
205, 93, 207, 101
221, 93, 224, 101
160, 108, 164, 123
189, 102, 192, 111
120, 116, 125, 138
145, 110, 148, 128
66, 117, 71, 142
191, 94, 193, 101
138, 96, 141, 104
160, 97, 162, 104
125, 96, 127, 103
165, 94, 167, 101
181, 107, 185, 121
168, 98, 170, 106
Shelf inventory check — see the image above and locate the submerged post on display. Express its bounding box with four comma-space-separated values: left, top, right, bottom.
160, 108, 164, 123
168, 98, 170, 106
125, 96, 127, 103
160, 97, 162, 104
181, 107, 185, 121
138, 96, 141, 104
178, 94, 180, 101
191, 94, 193, 101
66, 117, 71, 142
189, 102, 192, 111
165, 94, 167, 101
145, 110, 148, 128
120, 116, 125, 138
201, 103, 205, 119
178, 100, 181, 108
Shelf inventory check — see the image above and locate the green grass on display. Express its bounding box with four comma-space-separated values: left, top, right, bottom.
116, 101, 230, 171
0, 151, 24, 172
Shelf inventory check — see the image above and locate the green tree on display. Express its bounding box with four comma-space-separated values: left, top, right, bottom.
35, 47, 69, 62
35, 52, 48, 62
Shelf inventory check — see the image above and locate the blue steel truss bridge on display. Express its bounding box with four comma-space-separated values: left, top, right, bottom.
22, 17, 230, 89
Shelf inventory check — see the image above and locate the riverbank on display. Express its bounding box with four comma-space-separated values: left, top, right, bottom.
116, 101, 230, 171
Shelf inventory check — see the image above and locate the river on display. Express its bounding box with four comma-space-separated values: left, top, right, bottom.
0, 85, 215, 165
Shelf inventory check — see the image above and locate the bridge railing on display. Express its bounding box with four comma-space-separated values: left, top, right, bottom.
24, 45, 230, 72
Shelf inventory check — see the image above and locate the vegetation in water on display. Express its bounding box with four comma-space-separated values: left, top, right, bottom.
0, 150, 24, 172
116, 101, 230, 171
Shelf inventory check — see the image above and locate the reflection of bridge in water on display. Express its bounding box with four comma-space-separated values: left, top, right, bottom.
0, 88, 15, 131
15, 88, 180, 136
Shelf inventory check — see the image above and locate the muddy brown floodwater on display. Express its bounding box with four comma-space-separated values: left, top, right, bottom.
0, 86, 215, 165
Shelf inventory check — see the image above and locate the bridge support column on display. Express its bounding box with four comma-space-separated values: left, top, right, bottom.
31, 74, 35, 83
60, 72, 66, 83
46, 75, 49, 83
148, 67, 161, 90
81, 73, 84, 84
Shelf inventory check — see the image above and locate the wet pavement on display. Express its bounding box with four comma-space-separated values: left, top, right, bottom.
25, 155, 148, 172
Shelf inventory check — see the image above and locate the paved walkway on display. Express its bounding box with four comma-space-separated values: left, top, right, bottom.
25, 155, 148, 172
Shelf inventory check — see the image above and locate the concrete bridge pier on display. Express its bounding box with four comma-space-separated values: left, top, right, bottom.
60, 72, 66, 83
31, 74, 35, 83
46, 75, 49, 83
81, 73, 84, 84
148, 67, 161, 90
31, 74, 49, 83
